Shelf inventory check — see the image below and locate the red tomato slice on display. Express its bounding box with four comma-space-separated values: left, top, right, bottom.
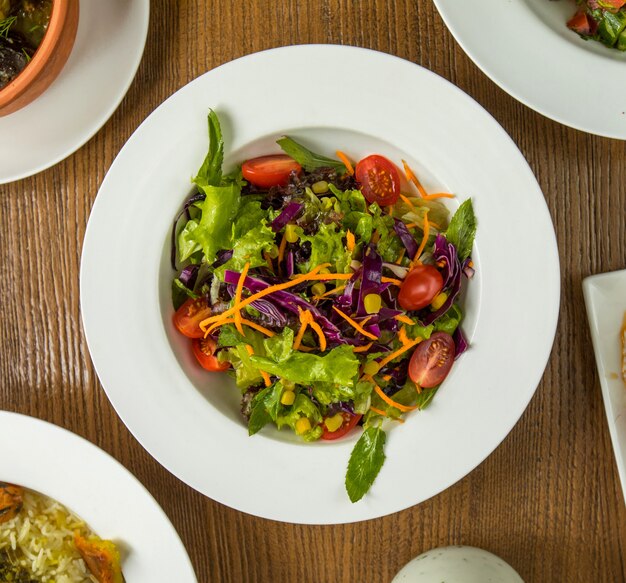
408, 332, 455, 388
355, 155, 401, 205
191, 338, 230, 372
398, 265, 444, 311
241, 155, 302, 188
567, 10, 592, 34
173, 297, 212, 339
320, 412, 362, 441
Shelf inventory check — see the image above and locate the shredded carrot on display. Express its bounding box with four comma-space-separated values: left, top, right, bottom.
403, 159, 455, 201
381, 374, 392, 381
381, 276, 403, 286
394, 248, 406, 265
394, 314, 415, 325
277, 234, 287, 267
398, 326, 412, 347
374, 384, 417, 412
415, 382, 422, 395
263, 251, 274, 272
411, 210, 430, 265
376, 339, 421, 369
313, 284, 347, 300
309, 320, 327, 352
207, 317, 275, 338
346, 230, 355, 252
429, 220, 441, 230
406, 219, 440, 230
245, 345, 254, 356
352, 342, 373, 353
387, 205, 394, 216
234, 262, 251, 335
293, 310, 311, 351
336, 150, 354, 175
302, 273, 354, 281
200, 263, 330, 329
404, 222, 417, 228
399, 194, 416, 209
332, 307, 379, 340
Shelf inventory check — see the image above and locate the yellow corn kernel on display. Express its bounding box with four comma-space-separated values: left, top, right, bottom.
431, 291, 448, 311
268, 244, 279, 259
319, 266, 331, 274
312, 180, 329, 194
364, 293, 382, 314
285, 224, 299, 243
312, 283, 326, 296
363, 360, 380, 376
280, 390, 296, 406
324, 413, 344, 433
295, 417, 312, 435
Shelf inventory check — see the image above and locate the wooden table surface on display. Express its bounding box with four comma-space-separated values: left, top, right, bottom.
1, 1, 626, 581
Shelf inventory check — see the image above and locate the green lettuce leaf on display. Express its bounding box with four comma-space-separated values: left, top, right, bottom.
251, 345, 359, 386
276, 136, 346, 173
433, 304, 463, 336
276, 393, 323, 441
445, 198, 476, 261
345, 426, 386, 503
311, 382, 356, 406
248, 383, 284, 435
177, 219, 202, 263
215, 221, 275, 279
296, 222, 352, 274
193, 109, 224, 189
232, 198, 271, 239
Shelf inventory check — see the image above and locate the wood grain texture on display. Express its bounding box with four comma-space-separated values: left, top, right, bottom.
1, 1, 625, 581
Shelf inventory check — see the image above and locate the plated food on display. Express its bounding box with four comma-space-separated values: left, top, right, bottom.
81, 44, 559, 523
171, 112, 476, 501
0, 0, 52, 88
567, 0, 626, 50
0, 483, 122, 582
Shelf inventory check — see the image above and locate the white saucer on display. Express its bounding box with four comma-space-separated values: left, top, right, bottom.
0, 0, 149, 184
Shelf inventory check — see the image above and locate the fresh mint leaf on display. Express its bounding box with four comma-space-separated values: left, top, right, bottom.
345, 426, 386, 502
248, 386, 273, 435
193, 109, 224, 188
445, 199, 476, 261
277, 136, 346, 173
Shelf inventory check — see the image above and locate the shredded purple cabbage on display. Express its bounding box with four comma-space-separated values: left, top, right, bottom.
393, 219, 418, 259
356, 246, 383, 316
271, 202, 303, 232
212, 249, 233, 268
285, 250, 295, 278
179, 264, 199, 288
453, 327, 468, 359
462, 257, 475, 279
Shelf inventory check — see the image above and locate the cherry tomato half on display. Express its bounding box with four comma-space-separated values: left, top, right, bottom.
320, 412, 362, 441
191, 337, 230, 372
173, 297, 212, 339
398, 264, 444, 311
355, 154, 401, 205
408, 332, 455, 388
241, 155, 302, 189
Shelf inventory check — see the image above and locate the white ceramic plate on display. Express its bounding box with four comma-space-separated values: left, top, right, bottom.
0, 0, 149, 184
583, 269, 626, 502
80, 45, 560, 524
0, 411, 197, 581
433, 0, 626, 139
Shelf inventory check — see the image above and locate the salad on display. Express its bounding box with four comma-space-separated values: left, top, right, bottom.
171, 111, 476, 502
567, 0, 626, 50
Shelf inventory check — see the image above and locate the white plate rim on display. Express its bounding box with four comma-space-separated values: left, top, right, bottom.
583, 269, 626, 502
0, 0, 150, 184
80, 44, 561, 524
433, 0, 626, 139
0, 411, 197, 581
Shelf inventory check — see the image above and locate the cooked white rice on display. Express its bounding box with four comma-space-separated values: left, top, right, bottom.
0, 489, 98, 582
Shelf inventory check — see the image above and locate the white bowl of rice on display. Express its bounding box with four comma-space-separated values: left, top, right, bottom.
0, 411, 197, 583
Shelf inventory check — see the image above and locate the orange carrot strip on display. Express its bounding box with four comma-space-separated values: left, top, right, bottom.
346, 230, 356, 252
398, 326, 412, 347
245, 345, 271, 387
277, 234, 287, 266
404, 222, 417, 228
263, 251, 274, 272
199, 263, 330, 329
206, 317, 275, 338
376, 339, 421, 369
336, 150, 354, 175
309, 321, 327, 352
313, 284, 347, 300
332, 307, 379, 340
423, 192, 455, 200
234, 262, 251, 335
374, 384, 417, 412
411, 210, 430, 265
369, 406, 406, 423
402, 160, 429, 198
399, 194, 416, 209
394, 248, 406, 265
299, 273, 354, 281
352, 342, 374, 353
293, 310, 311, 351
381, 276, 403, 286
394, 314, 415, 325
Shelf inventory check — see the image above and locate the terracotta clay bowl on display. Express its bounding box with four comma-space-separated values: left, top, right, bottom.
0, 0, 79, 117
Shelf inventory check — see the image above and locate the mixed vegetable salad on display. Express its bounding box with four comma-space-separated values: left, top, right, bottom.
171, 111, 477, 501
567, 0, 626, 50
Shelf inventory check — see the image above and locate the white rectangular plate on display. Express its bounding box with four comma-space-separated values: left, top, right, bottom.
583, 269, 626, 503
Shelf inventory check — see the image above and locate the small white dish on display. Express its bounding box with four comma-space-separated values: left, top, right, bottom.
433, 0, 626, 139
0, 411, 197, 581
0, 0, 149, 184
583, 269, 626, 502
392, 546, 524, 583
80, 45, 560, 524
